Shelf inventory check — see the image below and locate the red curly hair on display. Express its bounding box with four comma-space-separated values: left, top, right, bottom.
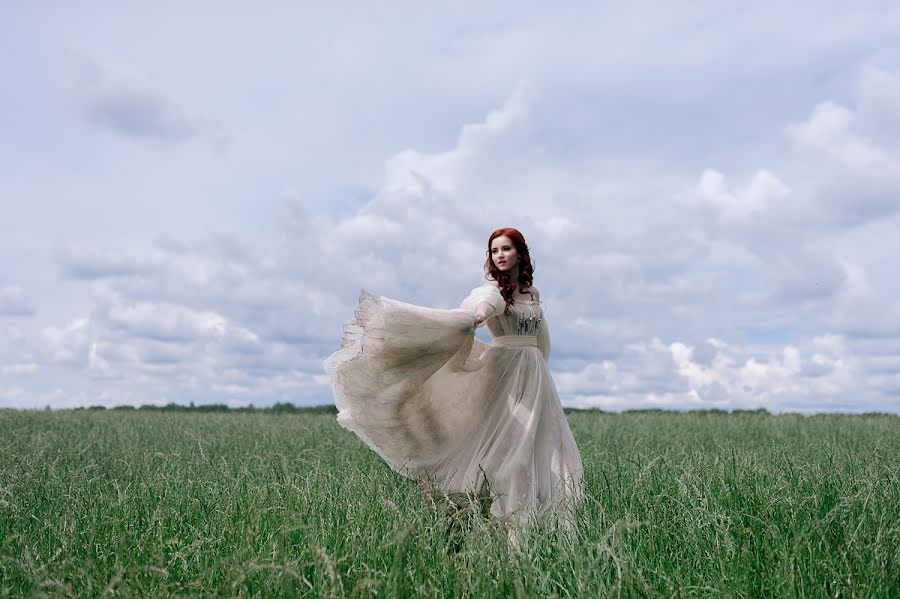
483, 227, 535, 314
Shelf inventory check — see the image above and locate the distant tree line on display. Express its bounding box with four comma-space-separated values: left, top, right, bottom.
61, 404, 772, 416
65, 402, 339, 415
25, 405, 894, 417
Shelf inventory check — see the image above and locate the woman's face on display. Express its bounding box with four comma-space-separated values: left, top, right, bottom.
490, 235, 519, 272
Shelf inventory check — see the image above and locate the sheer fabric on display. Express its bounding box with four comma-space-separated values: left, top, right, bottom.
323, 283, 584, 531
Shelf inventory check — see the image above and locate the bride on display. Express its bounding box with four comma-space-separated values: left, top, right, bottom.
323, 227, 584, 538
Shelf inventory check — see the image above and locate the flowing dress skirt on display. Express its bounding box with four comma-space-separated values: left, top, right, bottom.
323, 290, 584, 531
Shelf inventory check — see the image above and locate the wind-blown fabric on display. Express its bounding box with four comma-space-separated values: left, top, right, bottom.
323, 283, 584, 529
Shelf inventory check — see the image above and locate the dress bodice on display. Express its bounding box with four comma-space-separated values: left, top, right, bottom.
486, 300, 544, 338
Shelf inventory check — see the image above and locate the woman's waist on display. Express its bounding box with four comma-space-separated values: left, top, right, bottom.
492, 335, 538, 348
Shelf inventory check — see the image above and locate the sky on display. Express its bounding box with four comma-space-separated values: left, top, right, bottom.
2, 1, 900, 413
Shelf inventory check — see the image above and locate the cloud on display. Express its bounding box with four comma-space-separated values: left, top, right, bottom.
0, 285, 35, 316
30, 250, 335, 406
785, 96, 900, 228
17, 73, 900, 411
71, 55, 226, 148
787, 101, 891, 170
559, 334, 870, 413
0, 363, 38, 375
20, 77, 893, 412
829, 257, 900, 339
42, 318, 91, 366
105, 301, 228, 342
679, 169, 791, 222
56, 245, 156, 279
86, 85, 197, 142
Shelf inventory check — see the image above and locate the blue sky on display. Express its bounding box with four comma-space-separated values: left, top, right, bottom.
2, 2, 900, 412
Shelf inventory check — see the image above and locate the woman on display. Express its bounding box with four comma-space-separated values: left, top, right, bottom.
323, 227, 584, 537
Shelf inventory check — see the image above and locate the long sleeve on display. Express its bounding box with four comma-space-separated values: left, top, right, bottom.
459, 284, 506, 329
537, 316, 551, 362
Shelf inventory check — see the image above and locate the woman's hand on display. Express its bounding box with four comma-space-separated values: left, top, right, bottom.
472, 300, 494, 328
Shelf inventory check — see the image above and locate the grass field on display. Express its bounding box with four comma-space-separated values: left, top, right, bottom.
1, 408, 898, 597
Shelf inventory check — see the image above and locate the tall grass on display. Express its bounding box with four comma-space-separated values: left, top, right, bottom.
1, 409, 897, 597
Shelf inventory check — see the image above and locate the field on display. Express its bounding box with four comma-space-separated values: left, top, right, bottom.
1, 408, 898, 597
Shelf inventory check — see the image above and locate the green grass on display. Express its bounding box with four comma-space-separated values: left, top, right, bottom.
1, 409, 898, 597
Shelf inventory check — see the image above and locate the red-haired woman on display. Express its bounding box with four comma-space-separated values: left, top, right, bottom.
324, 227, 584, 542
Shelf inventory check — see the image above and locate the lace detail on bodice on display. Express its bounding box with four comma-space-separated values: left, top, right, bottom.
486, 300, 544, 338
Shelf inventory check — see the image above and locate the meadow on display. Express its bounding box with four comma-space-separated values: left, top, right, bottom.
1, 407, 897, 597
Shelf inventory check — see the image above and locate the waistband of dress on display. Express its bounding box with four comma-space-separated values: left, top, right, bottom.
492, 335, 538, 348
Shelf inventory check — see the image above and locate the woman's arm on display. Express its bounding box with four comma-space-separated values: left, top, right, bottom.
473, 301, 495, 325
460, 284, 505, 329
537, 317, 551, 362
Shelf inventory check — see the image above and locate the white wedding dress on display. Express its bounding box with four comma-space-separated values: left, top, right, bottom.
323, 283, 584, 531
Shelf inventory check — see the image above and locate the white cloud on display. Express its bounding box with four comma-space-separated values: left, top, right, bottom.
16, 73, 900, 411
562, 334, 870, 413
0, 363, 38, 375
535, 216, 577, 239
787, 101, 892, 171
56, 245, 156, 279
681, 169, 791, 221
43, 318, 91, 366
0, 285, 35, 316
106, 301, 227, 341
784, 95, 900, 228
71, 54, 226, 148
